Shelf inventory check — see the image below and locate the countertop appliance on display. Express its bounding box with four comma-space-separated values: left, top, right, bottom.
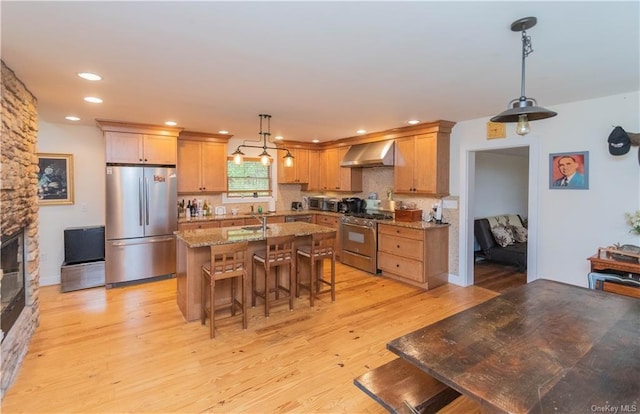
342, 197, 366, 214
308, 196, 326, 211
340, 199, 394, 274
324, 198, 340, 212
291, 201, 303, 211
105, 166, 177, 286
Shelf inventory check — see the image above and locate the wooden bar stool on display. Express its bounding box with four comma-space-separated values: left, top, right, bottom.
296, 230, 336, 307
201, 241, 248, 338
252, 234, 296, 317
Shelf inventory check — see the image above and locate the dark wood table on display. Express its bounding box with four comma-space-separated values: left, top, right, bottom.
387, 279, 640, 413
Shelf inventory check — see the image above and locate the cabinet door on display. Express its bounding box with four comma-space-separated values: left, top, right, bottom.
319, 150, 329, 190
324, 148, 340, 190
143, 135, 177, 165
106, 132, 143, 163
394, 136, 416, 193
413, 134, 437, 194
338, 147, 363, 192
307, 150, 321, 190
200, 141, 227, 192
177, 140, 203, 193
294, 148, 310, 183
278, 148, 298, 183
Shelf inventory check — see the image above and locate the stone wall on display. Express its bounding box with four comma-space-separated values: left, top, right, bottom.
0, 60, 40, 399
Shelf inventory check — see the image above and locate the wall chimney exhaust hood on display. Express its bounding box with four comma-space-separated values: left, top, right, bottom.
340, 140, 395, 167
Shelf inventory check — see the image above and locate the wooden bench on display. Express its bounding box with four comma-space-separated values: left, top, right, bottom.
354, 358, 460, 414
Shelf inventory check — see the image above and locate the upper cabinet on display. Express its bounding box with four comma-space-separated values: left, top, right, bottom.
394, 131, 450, 196
306, 150, 322, 191
177, 131, 231, 194
277, 148, 309, 184
320, 147, 362, 192
97, 120, 182, 165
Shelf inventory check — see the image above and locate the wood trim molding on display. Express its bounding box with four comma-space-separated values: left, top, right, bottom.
96, 119, 183, 137
281, 120, 456, 149
178, 130, 233, 143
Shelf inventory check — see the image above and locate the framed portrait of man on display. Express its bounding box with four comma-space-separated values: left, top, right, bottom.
37, 153, 74, 204
549, 151, 589, 190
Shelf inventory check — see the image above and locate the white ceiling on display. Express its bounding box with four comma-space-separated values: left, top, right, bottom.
2, 1, 638, 143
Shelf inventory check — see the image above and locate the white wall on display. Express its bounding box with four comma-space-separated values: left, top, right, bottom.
37, 122, 105, 286
474, 151, 529, 219
451, 91, 640, 287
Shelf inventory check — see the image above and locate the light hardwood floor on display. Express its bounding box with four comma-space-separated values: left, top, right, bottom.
2, 263, 497, 413
473, 260, 527, 293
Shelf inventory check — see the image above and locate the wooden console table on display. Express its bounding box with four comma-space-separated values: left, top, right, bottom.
588, 247, 640, 298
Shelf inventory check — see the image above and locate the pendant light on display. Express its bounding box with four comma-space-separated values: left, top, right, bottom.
231, 114, 294, 166
490, 17, 557, 135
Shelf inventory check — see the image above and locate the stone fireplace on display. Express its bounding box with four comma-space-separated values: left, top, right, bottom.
0, 60, 40, 399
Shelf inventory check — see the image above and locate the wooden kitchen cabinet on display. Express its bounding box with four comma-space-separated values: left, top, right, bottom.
105, 132, 177, 165
394, 133, 449, 196
377, 223, 448, 290
315, 213, 341, 259
178, 134, 228, 194
178, 221, 220, 231
97, 120, 182, 165
306, 150, 322, 191
320, 147, 362, 192
277, 148, 309, 184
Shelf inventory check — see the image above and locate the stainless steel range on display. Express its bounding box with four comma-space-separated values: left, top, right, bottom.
340, 200, 395, 274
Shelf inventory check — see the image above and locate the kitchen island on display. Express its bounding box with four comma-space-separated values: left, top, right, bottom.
175, 222, 336, 321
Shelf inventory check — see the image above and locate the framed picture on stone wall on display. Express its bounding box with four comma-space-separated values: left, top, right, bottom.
37, 153, 74, 205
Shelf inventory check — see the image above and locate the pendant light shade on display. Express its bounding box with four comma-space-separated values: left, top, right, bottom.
490, 17, 557, 135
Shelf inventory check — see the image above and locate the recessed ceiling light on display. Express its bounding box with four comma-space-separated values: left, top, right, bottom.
357, 129, 367, 134
274, 135, 283, 140
312, 139, 320, 143
408, 119, 420, 125
84, 96, 103, 103
218, 130, 229, 135
165, 121, 177, 126
65, 116, 80, 121
77, 72, 102, 81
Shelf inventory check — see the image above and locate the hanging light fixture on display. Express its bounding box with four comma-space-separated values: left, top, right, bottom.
490, 16, 557, 136
232, 114, 294, 166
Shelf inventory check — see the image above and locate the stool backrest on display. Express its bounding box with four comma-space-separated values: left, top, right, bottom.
310, 231, 336, 258
210, 241, 248, 276
264, 234, 296, 265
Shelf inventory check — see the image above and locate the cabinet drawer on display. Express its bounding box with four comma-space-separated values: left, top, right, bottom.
178, 221, 220, 231
378, 223, 423, 241
378, 251, 424, 283
316, 215, 338, 228
219, 219, 245, 227
378, 234, 424, 261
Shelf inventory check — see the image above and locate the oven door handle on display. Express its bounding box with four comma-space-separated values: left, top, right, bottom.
341, 222, 374, 231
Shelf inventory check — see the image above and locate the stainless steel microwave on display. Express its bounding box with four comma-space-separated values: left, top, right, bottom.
308, 196, 326, 210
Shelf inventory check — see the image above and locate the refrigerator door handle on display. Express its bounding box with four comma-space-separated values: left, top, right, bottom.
138, 177, 144, 226
145, 177, 150, 226
110, 236, 175, 247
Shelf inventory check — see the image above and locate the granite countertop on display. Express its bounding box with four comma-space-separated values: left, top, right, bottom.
175, 222, 336, 248
381, 220, 450, 230
177, 209, 336, 224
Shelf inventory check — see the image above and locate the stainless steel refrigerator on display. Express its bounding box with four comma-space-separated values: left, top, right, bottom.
105, 166, 177, 286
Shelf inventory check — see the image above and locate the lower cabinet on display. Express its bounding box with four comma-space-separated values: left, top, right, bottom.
315, 213, 341, 259
377, 223, 448, 290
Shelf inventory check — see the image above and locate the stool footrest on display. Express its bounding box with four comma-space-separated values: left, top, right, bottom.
353, 358, 460, 414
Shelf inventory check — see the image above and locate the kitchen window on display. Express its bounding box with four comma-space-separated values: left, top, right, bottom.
226, 157, 272, 198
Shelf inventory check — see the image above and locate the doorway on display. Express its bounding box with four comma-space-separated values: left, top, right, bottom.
459, 140, 540, 288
